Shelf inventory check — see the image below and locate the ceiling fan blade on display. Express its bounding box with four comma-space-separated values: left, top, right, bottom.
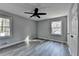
24, 12, 33, 14
38, 13, 47, 15
37, 15, 40, 18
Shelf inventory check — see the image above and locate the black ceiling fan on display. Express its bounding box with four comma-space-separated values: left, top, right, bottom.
24, 8, 47, 18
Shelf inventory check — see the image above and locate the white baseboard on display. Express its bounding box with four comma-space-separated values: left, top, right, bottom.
37, 37, 67, 44
0, 39, 44, 49
50, 39, 67, 44
0, 40, 24, 49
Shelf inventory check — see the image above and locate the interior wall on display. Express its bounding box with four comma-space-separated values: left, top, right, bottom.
0, 10, 37, 46
37, 16, 67, 43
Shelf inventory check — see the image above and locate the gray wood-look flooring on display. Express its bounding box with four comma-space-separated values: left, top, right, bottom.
0, 40, 70, 56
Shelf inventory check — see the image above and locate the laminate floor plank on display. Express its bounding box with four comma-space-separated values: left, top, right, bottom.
0, 40, 70, 56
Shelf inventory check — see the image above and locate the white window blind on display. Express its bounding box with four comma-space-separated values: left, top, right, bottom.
0, 18, 10, 36
51, 21, 62, 35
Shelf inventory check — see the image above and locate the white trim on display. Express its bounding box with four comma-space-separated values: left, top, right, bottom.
0, 39, 44, 49
0, 40, 24, 49
37, 37, 67, 44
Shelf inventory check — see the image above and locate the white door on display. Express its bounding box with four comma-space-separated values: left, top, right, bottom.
67, 8, 78, 56
70, 15, 78, 56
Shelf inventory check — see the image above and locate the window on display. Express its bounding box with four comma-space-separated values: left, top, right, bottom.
0, 17, 10, 37
51, 21, 62, 35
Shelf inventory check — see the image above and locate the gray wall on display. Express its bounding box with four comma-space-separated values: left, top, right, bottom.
37, 16, 67, 43
0, 10, 37, 46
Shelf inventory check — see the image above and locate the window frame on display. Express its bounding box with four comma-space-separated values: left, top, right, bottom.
0, 14, 12, 38
50, 20, 62, 35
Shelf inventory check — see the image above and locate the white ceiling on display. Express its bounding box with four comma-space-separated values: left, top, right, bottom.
0, 3, 72, 21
